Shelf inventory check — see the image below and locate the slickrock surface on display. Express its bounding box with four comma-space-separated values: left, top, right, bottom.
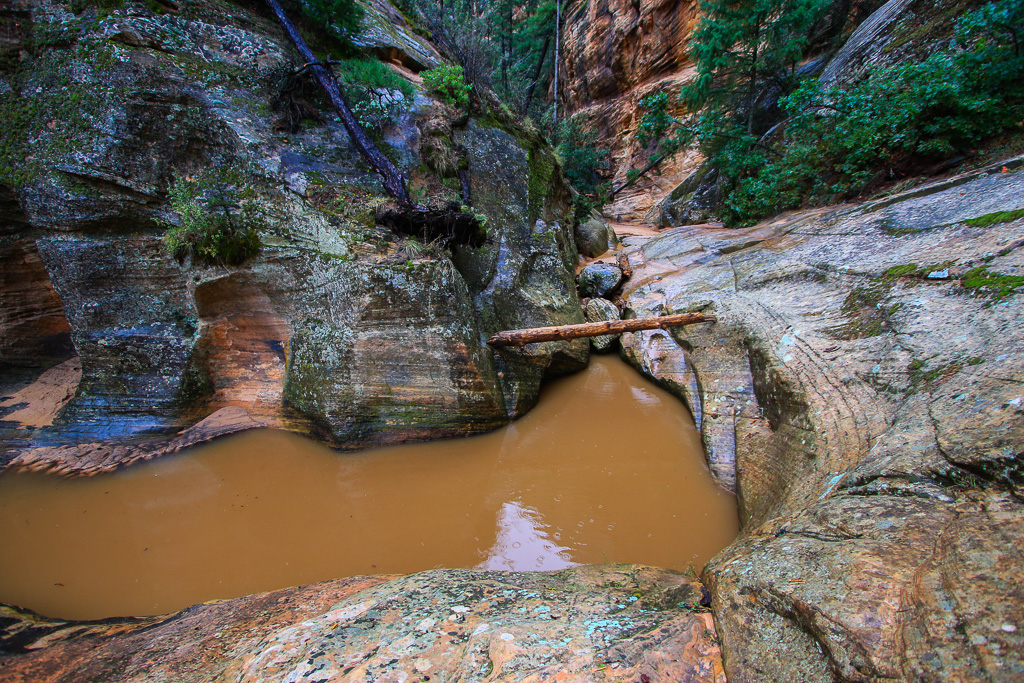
0, 565, 725, 683
617, 160, 1024, 680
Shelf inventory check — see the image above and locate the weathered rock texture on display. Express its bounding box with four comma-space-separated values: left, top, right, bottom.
0, 564, 726, 683
559, 0, 701, 221
0, 0, 585, 471
584, 297, 621, 351
617, 158, 1024, 680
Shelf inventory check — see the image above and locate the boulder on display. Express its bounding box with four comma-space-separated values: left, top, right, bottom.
0, 0, 585, 469
0, 565, 726, 682
652, 165, 725, 228
584, 297, 621, 351
574, 213, 617, 257
577, 262, 623, 298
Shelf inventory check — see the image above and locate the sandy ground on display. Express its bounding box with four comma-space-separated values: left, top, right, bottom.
0, 358, 81, 428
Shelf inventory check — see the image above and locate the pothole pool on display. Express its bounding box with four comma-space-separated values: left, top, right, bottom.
0, 355, 738, 620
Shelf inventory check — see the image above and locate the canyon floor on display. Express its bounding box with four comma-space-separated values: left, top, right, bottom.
2, 158, 1023, 682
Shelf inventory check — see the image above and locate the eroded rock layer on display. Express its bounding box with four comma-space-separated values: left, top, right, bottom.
617, 159, 1024, 680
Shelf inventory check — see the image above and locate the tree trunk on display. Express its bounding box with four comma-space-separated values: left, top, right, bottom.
553, 0, 560, 123
487, 312, 716, 346
610, 151, 668, 197
746, 20, 761, 137
521, 30, 551, 115
264, 0, 413, 205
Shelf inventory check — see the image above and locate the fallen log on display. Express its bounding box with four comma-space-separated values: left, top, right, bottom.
487, 312, 716, 347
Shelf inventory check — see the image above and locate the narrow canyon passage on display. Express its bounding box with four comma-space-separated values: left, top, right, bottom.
0, 355, 738, 621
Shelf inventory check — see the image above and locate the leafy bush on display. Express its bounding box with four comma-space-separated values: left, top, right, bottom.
335, 58, 415, 130
554, 114, 610, 219
719, 0, 1024, 225
421, 65, 472, 108
161, 173, 263, 266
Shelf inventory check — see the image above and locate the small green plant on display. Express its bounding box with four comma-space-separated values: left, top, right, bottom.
421, 65, 472, 108
335, 58, 415, 130
964, 208, 1024, 228
160, 172, 262, 266
959, 267, 1024, 301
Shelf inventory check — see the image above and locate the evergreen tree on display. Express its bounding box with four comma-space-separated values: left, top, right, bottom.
622, 0, 828, 200
683, 0, 828, 136
408, 0, 559, 118
300, 0, 365, 45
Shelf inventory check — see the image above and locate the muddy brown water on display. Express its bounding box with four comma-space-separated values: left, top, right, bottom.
0, 356, 738, 621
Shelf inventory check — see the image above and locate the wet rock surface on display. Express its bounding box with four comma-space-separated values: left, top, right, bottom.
583, 297, 621, 352
617, 160, 1024, 681
577, 262, 623, 298
0, 564, 725, 683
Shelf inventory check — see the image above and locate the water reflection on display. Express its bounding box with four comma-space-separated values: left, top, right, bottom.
476, 500, 576, 571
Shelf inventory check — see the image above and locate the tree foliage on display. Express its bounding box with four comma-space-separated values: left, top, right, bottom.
683, 0, 829, 135
300, 0, 365, 45
405, 0, 559, 120
632, 0, 1024, 226
723, 0, 1024, 224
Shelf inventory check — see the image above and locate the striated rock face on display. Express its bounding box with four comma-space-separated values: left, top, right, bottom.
559, 0, 701, 221
616, 158, 1024, 680
0, 564, 726, 682
0, 239, 73, 375
0, 0, 584, 471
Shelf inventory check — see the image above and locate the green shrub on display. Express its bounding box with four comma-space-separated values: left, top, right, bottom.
718, 0, 1024, 225
554, 114, 609, 219
335, 58, 415, 130
161, 173, 262, 266
421, 65, 472, 108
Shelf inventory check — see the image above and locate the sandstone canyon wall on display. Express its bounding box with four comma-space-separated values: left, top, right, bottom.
558, 0, 701, 222
0, 0, 587, 473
